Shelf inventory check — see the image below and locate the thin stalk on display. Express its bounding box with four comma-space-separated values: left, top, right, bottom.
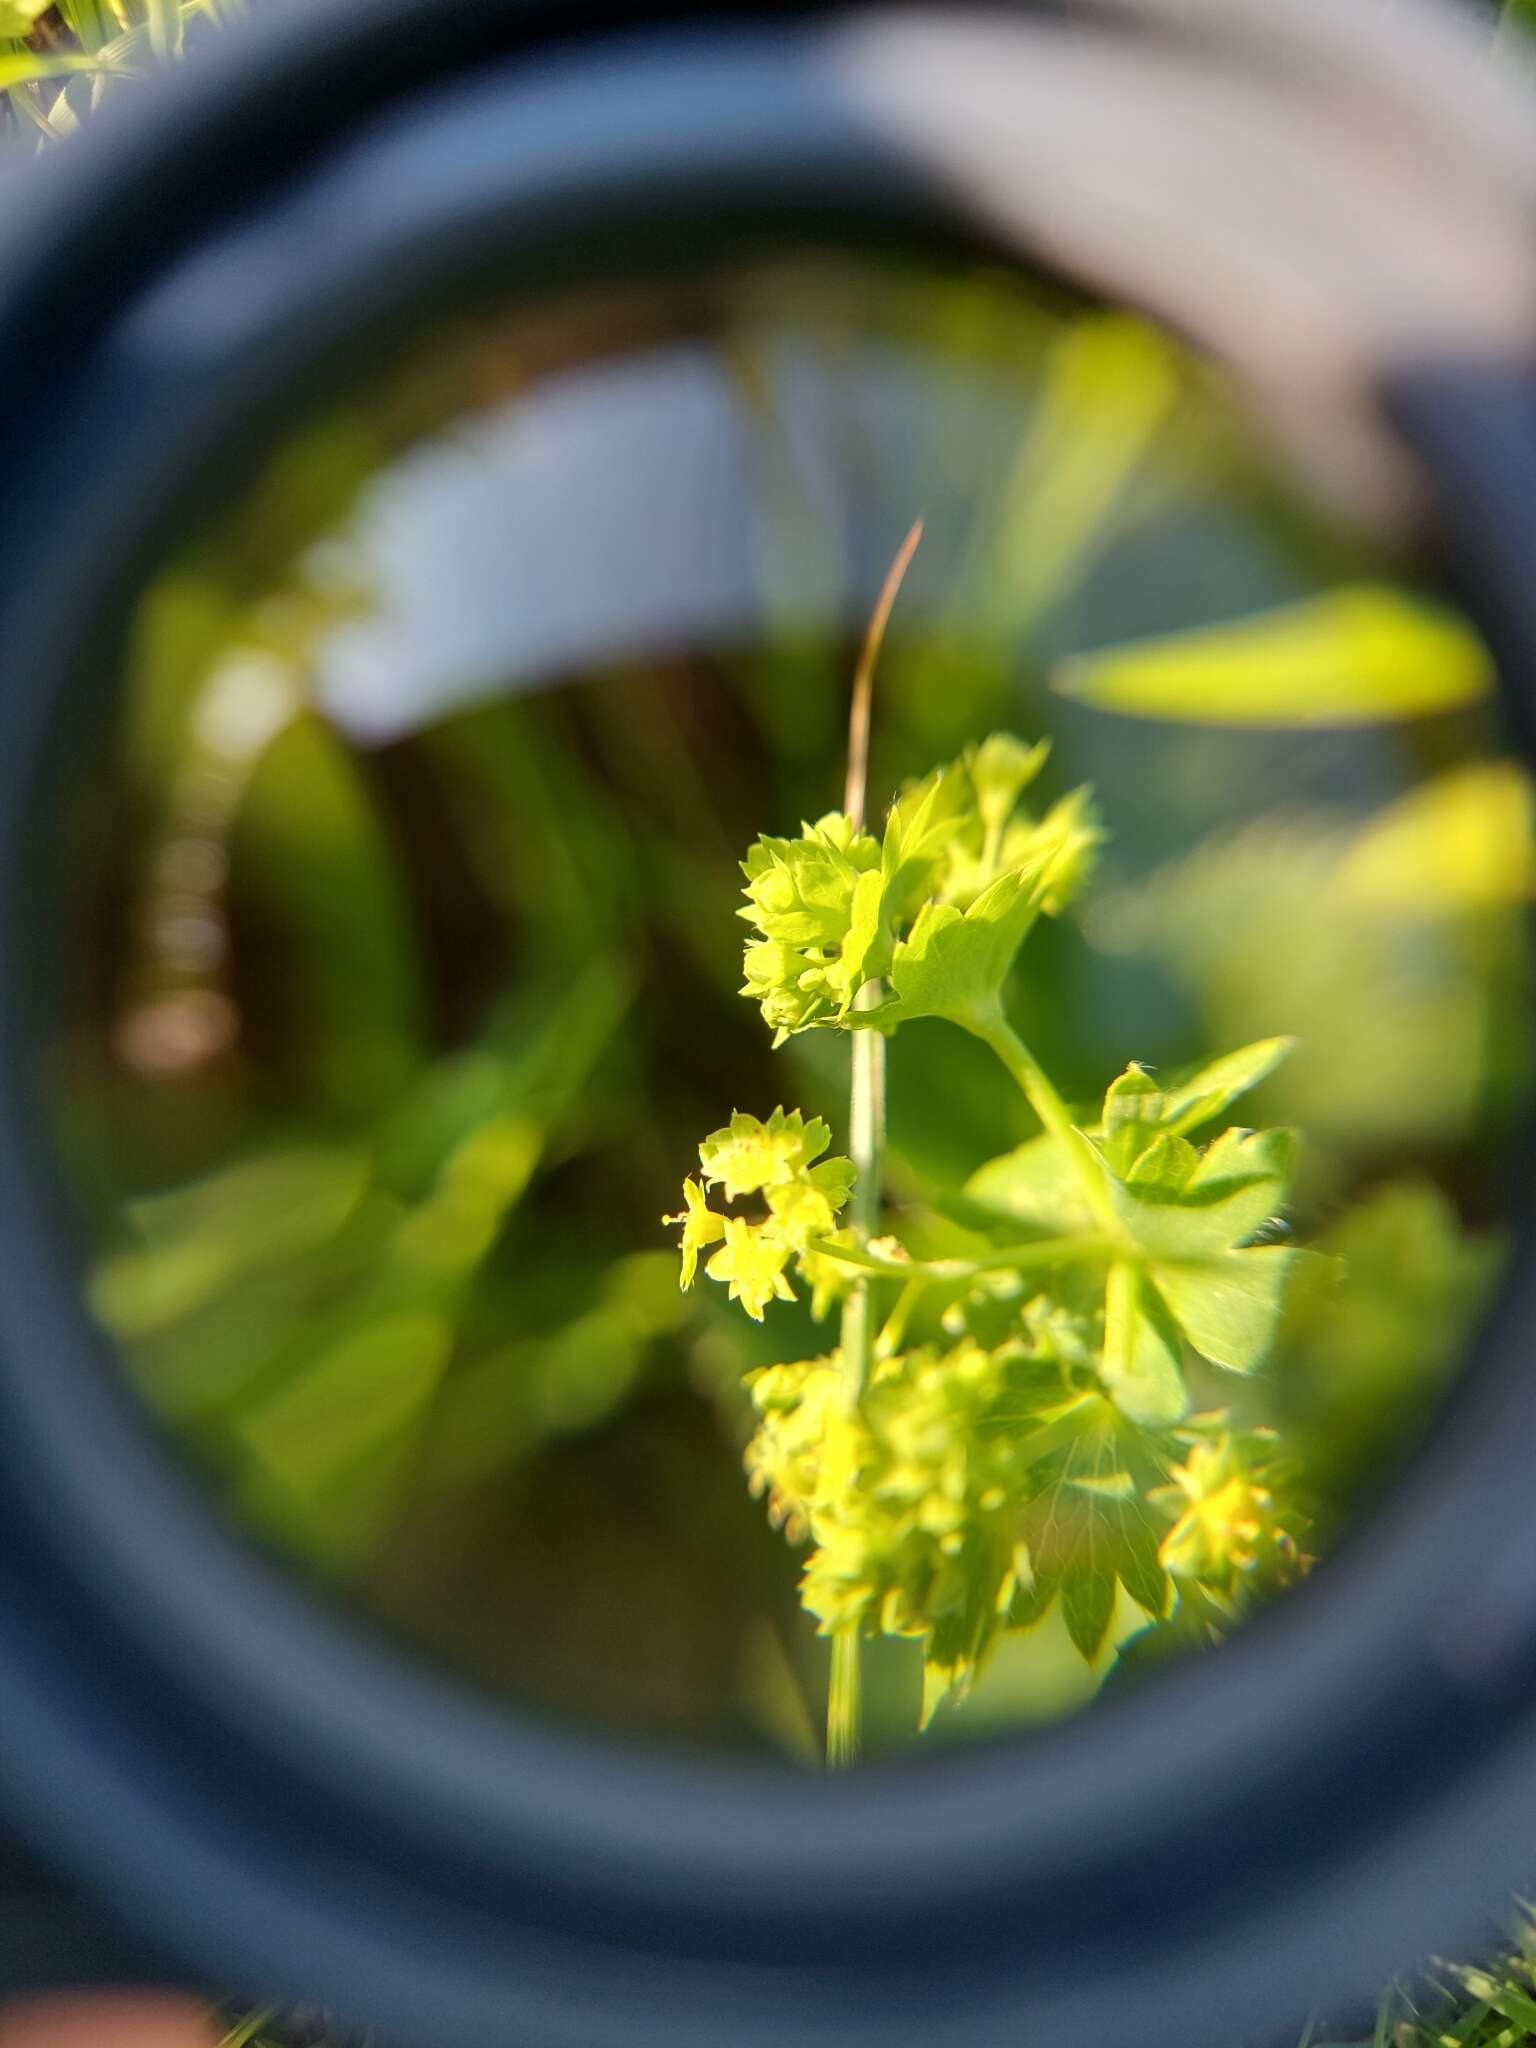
827, 985, 883, 1768
826, 1629, 862, 1771
843, 516, 923, 834
825, 517, 922, 1770
811, 1231, 1114, 1282
875, 1275, 924, 1359
969, 1006, 1120, 1236
217, 2012, 280, 2048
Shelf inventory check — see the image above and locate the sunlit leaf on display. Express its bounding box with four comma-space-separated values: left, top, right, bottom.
879, 868, 1042, 1028
1111, 1126, 1295, 1261
143, 0, 180, 60
1333, 761, 1536, 915
1099, 1262, 1186, 1428
90, 1145, 371, 1339
0, 1, 53, 34
1054, 586, 1491, 726
1155, 1037, 1295, 1136
0, 48, 120, 86
1011, 1395, 1172, 1660
1151, 1246, 1296, 1376
963, 1133, 1096, 1233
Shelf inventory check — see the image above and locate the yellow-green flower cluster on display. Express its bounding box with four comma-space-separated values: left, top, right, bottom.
1153, 1428, 1302, 1605
927, 735, 1104, 916
670, 721, 1317, 1735
744, 1339, 1043, 1718
664, 1108, 855, 1321
739, 815, 883, 1043
737, 735, 1103, 1048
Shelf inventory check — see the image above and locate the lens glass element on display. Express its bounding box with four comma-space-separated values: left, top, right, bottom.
49, 252, 1534, 1760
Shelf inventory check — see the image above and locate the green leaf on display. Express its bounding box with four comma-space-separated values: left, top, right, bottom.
1179, 1126, 1296, 1242
1054, 586, 1492, 727
874, 760, 978, 956
0, 0, 51, 32
1151, 1246, 1295, 1375
837, 866, 889, 1006
881, 759, 973, 889
963, 1134, 1097, 1233
89, 1146, 371, 1340
144, 0, 181, 61
1112, 1126, 1295, 1261
1333, 761, 1536, 916
1060, 1546, 1118, 1662
1011, 1396, 1172, 1664
1156, 1037, 1295, 1135
970, 733, 1050, 834
881, 868, 1042, 1028
1100, 1261, 1187, 1426
0, 48, 120, 85
1097, 1041, 1293, 1181
236, 714, 426, 1120
238, 1313, 449, 1487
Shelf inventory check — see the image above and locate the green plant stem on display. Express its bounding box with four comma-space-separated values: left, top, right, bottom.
969, 1006, 1120, 1234
828, 994, 885, 1767
812, 1231, 1113, 1282
875, 1275, 923, 1358
827, 1627, 862, 1770
826, 518, 919, 1770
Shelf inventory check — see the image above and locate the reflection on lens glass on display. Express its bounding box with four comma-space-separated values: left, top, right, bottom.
49, 254, 1533, 1762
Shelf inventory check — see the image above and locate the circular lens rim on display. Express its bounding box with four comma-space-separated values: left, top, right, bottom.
1, 7, 1536, 2045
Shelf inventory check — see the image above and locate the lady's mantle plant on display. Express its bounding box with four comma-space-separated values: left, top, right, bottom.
667, 691, 1311, 1761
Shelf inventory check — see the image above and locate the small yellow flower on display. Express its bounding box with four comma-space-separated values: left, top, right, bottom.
705, 1215, 797, 1321
1155, 1434, 1278, 1585
764, 1158, 854, 1254
699, 1107, 830, 1200
743, 1358, 846, 1539
663, 1177, 726, 1290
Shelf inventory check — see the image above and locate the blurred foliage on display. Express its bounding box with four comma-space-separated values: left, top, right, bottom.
1309, 1903, 1536, 2047
1055, 587, 1492, 726
0, 0, 234, 146
1087, 770, 1535, 1158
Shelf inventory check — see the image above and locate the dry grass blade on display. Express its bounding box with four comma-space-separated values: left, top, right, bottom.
843, 514, 923, 828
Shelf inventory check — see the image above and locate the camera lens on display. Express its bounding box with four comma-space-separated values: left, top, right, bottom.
4, 6, 1536, 2043
39, 239, 1531, 1765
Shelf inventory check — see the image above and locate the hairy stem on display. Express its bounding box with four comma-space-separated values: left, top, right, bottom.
969, 1007, 1120, 1235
